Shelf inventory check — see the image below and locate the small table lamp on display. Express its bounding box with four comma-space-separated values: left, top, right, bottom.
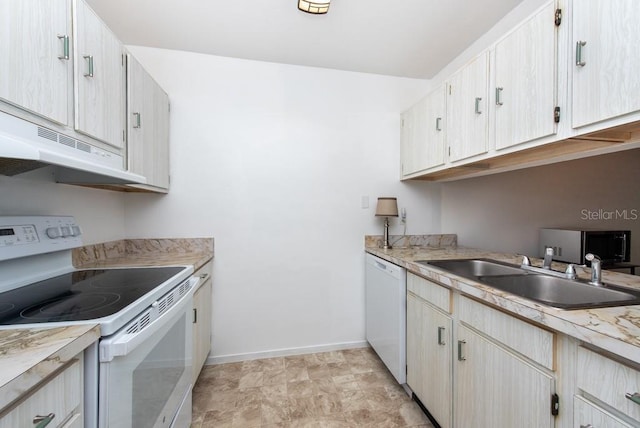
375, 197, 399, 249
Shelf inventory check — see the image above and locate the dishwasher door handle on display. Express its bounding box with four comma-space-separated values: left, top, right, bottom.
375, 261, 388, 270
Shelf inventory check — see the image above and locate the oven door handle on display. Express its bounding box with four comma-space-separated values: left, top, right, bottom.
99, 276, 199, 362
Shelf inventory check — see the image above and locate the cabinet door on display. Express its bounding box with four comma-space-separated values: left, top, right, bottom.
192, 275, 212, 384
495, 2, 557, 150
574, 395, 635, 428
455, 325, 555, 428
73, 0, 125, 149
446, 53, 489, 162
572, 0, 640, 128
400, 87, 446, 176
0, 0, 71, 125
407, 281, 453, 428
127, 54, 170, 190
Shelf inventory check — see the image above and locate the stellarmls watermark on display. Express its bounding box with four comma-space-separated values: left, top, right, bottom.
581, 209, 639, 221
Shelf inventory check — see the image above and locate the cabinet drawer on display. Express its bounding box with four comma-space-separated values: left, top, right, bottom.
458, 296, 554, 370
195, 260, 213, 292
574, 395, 634, 428
407, 272, 450, 313
0, 359, 82, 428
577, 346, 640, 423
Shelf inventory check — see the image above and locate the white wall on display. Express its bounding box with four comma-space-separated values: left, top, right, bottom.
441, 149, 640, 263
123, 47, 438, 361
0, 168, 126, 244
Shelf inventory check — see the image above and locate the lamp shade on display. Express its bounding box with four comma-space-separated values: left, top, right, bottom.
375, 197, 398, 217
298, 0, 330, 14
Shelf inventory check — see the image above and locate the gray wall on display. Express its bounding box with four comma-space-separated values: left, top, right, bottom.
441, 149, 640, 265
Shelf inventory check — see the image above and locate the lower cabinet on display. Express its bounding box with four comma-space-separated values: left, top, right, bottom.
406, 272, 557, 428
574, 395, 635, 428
0, 358, 83, 428
575, 346, 640, 427
407, 275, 453, 428
455, 324, 555, 428
192, 262, 213, 384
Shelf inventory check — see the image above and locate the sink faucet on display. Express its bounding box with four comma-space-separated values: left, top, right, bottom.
585, 253, 603, 286
542, 247, 554, 269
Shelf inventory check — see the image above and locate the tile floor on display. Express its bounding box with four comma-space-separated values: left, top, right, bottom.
191, 347, 434, 427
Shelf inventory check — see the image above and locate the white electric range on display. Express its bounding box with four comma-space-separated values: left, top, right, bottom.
0, 216, 197, 428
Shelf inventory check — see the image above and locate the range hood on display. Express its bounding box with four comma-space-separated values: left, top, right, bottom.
0, 110, 146, 185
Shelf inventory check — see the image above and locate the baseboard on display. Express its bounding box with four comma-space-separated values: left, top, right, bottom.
206, 340, 370, 365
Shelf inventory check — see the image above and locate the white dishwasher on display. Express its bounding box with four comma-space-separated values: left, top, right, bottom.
365, 253, 407, 384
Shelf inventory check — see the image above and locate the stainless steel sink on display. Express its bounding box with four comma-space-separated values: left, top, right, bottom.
417, 258, 640, 310
416, 259, 528, 278
478, 274, 640, 309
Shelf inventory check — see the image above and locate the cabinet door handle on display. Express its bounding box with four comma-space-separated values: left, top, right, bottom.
437, 326, 446, 345
576, 41, 587, 67
83, 55, 94, 77
193, 308, 197, 323
495, 87, 504, 106
33, 413, 55, 427
133, 112, 141, 128
626, 392, 640, 405
474, 97, 482, 114
435, 117, 442, 131
457, 340, 466, 361
57, 35, 69, 60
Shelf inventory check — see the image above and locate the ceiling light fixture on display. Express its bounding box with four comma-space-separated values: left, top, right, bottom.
298, 0, 330, 15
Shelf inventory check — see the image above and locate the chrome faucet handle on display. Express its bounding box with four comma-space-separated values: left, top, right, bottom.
521, 255, 531, 266
542, 247, 554, 269
585, 253, 603, 286
565, 264, 577, 280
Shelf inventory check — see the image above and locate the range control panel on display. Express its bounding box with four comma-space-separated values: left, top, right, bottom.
0, 216, 82, 261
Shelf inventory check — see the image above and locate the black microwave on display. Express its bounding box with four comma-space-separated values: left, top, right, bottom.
539, 228, 631, 266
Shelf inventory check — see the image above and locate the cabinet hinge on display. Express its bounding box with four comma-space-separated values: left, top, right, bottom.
551, 393, 560, 416
554, 8, 562, 26
554, 106, 561, 123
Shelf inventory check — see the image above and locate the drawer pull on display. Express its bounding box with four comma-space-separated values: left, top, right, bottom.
83, 55, 94, 77
33, 413, 55, 427
437, 326, 446, 345
626, 392, 640, 405
579, 425, 593, 428
457, 340, 466, 361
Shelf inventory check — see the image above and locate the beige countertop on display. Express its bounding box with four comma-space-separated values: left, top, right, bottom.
366, 244, 640, 364
0, 237, 214, 413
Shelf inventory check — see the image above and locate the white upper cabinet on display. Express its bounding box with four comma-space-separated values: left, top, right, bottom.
572, 0, 640, 128
446, 52, 490, 162
494, 2, 557, 150
73, 0, 125, 149
0, 0, 71, 125
127, 54, 170, 191
400, 85, 445, 176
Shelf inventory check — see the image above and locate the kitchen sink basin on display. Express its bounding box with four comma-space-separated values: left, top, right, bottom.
416, 259, 528, 279
478, 274, 640, 309
417, 258, 640, 310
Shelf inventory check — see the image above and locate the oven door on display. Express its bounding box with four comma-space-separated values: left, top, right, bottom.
98, 278, 196, 428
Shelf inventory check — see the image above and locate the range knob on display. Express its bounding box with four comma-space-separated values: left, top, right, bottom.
60, 226, 72, 237
71, 225, 82, 236
46, 227, 62, 239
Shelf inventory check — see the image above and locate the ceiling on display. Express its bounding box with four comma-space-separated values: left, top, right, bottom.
85, 0, 525, 79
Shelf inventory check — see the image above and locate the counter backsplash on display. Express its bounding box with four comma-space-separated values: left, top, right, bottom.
365, 234, 458, 249
73, 238, 214, 269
